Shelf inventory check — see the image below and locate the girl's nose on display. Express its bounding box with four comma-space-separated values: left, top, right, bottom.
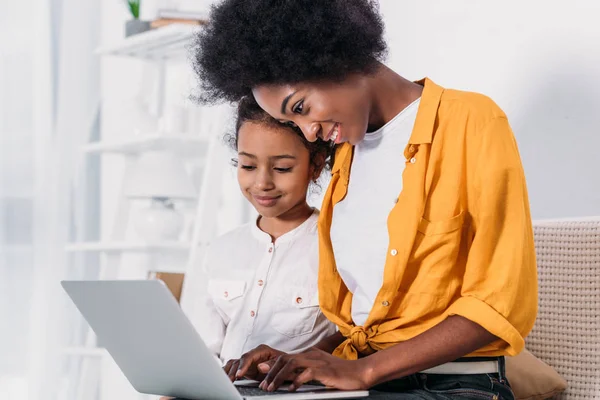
254, 169, 275, 190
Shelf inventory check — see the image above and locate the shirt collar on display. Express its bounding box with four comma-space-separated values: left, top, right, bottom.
331, 77, 444, 174
250, 209, 319, 245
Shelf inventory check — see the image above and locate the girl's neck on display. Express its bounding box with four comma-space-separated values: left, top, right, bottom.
257, 201, 314, 242
366, 63, 423, 132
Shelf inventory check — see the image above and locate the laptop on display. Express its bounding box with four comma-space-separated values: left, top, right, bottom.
61, 279, 369, 400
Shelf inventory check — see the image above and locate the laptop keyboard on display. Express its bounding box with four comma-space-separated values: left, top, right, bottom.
238, 386, 294, 397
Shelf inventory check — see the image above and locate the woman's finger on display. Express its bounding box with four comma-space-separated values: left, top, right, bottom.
257, 359, 275, 374
223, 359, 234, 375
262, 355, 307, 391
227, 360, 240, 382
289, 368, 315, 392
236, 345, 277, 379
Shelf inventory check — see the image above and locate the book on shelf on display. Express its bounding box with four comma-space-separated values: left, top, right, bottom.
150, 18, 205, 28
156, 8, 208, 21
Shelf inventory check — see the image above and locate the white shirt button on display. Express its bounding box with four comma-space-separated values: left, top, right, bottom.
268, 247, 273, 253
223, 291, 229, 298
382, 301, 390, 307
257, 280, 264, 287
295, 297, 303, 304
390, 249, 398, 256
250, 310, 256, 317
409, 157, 417, 164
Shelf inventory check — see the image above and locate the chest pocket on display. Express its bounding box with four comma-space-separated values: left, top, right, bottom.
207, 279, 246, 323
402, 211, 466, 295
271, 286, 321, 338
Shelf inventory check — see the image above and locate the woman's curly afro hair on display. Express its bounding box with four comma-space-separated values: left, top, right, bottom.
193, 0, 387, 104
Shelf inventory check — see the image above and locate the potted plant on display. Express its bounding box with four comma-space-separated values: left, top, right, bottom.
124, 0, 150, 37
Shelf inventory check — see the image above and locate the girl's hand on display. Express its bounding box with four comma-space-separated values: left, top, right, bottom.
228, 344, 286, 381
258, 348, 372, 392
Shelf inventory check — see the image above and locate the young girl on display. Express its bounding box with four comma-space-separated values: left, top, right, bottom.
179, 96, 336, 380
192, 0, 537, 398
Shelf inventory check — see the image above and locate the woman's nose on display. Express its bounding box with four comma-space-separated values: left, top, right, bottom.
301, 122, 322, 142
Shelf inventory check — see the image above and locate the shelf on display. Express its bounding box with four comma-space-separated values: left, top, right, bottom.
65, 241, 191, 253
96, 23, 200, 61
83, 133, 208, 157
62, 347, 107, 357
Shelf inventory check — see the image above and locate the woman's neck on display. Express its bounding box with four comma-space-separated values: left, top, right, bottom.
366, 63, 423, 132
257, 201, 314, 242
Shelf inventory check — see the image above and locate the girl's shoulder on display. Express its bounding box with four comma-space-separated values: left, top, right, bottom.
209, 221, 258, 251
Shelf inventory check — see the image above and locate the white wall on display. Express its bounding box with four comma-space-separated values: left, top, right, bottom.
380, 0, 600, 219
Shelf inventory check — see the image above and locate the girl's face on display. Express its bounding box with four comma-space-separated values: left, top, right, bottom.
237, 122, 314, 219
252, 75, 372, 146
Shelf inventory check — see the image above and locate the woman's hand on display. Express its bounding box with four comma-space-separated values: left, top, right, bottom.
258, 348, 372, 392
225, 344, 286, 381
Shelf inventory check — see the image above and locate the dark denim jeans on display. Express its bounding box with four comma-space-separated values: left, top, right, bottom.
370, 358, 514, 399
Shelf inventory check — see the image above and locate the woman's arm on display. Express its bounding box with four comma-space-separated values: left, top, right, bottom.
257, 315, 496, 391
360, 315, 496, 386
231, 331, 346, 380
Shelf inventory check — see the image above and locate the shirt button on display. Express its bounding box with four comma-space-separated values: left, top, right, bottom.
295, 297, 303, 304
250, 310, 256, 317
409, 157, 417, 164
223, 291, 229, 298
268, 247, 273, 253
390, 249, 398, 256
257, 280, 264, 286
382, 301, 390, 307
409, 145, 416, 153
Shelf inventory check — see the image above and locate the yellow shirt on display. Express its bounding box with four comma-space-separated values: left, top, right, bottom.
318, 78, 538, 360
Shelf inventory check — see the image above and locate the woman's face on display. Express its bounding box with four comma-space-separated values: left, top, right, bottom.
252, 75, 372, 146
236, 121, 313, 219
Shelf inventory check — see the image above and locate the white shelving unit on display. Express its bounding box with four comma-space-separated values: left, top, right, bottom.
82, 133, 209, 157
67, 22, 229, 400
96, 23, 199, 60
65, 241, 190, 253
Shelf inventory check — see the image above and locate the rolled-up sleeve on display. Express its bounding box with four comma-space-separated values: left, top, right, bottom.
447, 116, 538, 355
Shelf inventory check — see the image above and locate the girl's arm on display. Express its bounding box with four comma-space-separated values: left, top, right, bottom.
312, 331, 346, 353
180, 252, 227, 360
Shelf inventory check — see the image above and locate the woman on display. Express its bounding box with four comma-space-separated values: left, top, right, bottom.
192, 1, 537, 398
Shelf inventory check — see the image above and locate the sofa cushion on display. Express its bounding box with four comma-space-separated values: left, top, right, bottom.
506, 349, 567, 400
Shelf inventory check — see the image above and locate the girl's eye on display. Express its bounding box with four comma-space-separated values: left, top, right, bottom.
274, 167, 292, 173
240, 165, 256, 171
292, 100, 304, 114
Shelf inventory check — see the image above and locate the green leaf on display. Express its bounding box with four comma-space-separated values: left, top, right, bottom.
126, 0, 141, 19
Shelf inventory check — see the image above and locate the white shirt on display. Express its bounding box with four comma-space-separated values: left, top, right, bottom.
330, 98, 421, 327
181, 210, 336, 363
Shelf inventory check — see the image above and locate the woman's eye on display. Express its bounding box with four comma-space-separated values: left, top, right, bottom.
240, 165, 256, 171
284, 120, 298, 128
274, 167, 292, 173
292, 100, 304, 114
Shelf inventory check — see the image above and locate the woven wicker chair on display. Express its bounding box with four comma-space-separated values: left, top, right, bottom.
527, 217, 600, 399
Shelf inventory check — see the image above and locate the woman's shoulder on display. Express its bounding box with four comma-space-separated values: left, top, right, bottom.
439, 88, 506, 124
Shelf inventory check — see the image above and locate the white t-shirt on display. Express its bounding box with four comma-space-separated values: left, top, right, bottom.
330, 98, 421, 327
181, 210, 336, 363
